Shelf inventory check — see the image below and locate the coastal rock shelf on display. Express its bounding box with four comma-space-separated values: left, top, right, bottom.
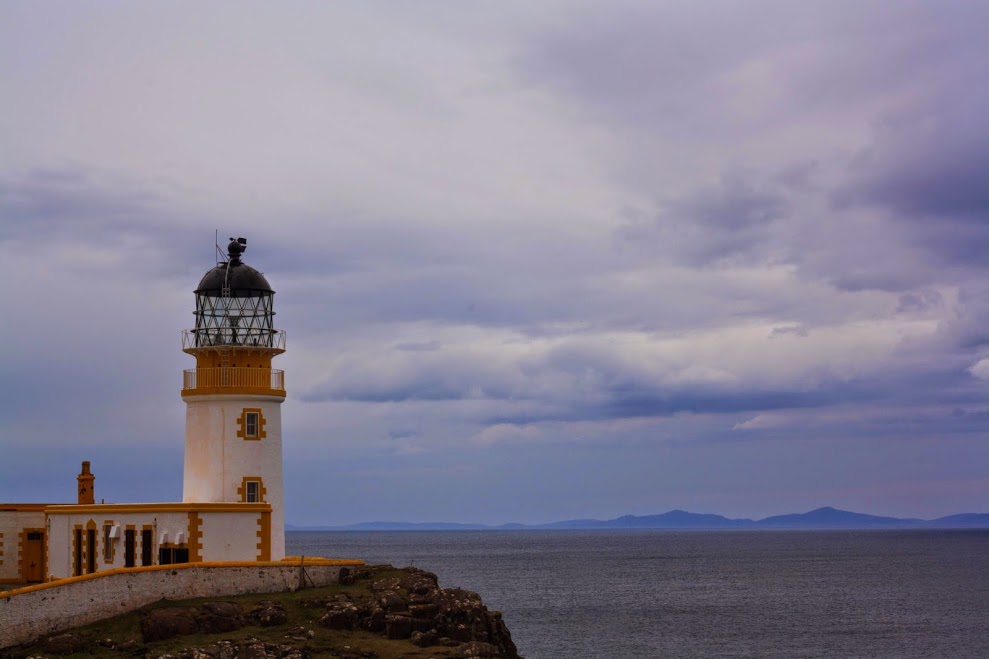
2, 565, 522, 659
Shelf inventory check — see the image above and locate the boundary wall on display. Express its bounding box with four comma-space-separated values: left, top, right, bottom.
0, 557, 364, 649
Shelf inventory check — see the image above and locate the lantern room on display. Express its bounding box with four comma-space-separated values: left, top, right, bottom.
181, 238, 286, 396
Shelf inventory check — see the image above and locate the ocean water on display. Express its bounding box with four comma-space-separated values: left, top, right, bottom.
287, 529, 989, 658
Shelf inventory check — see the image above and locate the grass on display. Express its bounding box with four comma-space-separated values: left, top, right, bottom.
3, 568, 463, 658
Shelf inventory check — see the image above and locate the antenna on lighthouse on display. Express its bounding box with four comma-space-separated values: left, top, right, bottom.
214, 230, 226, 266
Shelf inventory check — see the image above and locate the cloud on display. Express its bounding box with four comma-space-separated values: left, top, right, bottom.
295, 314, 962, 430
770, 326, 808, 338
969, 359, 989, 381
833, 79, 989, 269
3, 2, 989, 521
618, 173, 788, 266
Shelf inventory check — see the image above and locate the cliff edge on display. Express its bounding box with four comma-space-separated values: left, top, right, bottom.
1, 565, 522, 659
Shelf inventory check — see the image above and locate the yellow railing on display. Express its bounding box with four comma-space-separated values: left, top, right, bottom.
182, 368, 285, 393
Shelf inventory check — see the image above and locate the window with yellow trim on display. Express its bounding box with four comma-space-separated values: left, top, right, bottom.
237, 408, 266, 440
238, 476, 266, 503
245, 412, 259, 438
103, 524, 113, 562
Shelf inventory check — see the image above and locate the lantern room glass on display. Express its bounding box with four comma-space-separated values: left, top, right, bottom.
192, 290, 276, 348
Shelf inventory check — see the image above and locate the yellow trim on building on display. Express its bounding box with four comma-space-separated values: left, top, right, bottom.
237, 407, 267, 440
45, 502, 271, 515
237, 476, 267, 503
182, 385, 287, 398
191, 385, 286, 397
257, 511, 271, 561
193, 351, 275, 370
187, 512, 203, 563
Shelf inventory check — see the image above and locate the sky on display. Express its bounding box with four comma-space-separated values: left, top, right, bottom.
1, 1, 986, 525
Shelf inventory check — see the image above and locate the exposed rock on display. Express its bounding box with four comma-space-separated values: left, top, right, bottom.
410, 629, 437, 647
39, 632, 85, 655
240, 640, 269, 659
400, 569, 439, 595
249, 601, 288, 627
140, 610, 199, 642
10, 564, 522, 659
140, 601, 245, 642
384, 614, 412, 639
201, 601, 244, 619
377, 590, 408, 612
459, 641, 503, 657
370, 577, 401, 592
317, 601, 360, 630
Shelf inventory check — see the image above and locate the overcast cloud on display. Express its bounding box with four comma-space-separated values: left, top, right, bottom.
1, 1, 986, 524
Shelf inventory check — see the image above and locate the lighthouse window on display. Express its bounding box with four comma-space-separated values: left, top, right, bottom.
245, 412, 259, 437
245, 480, 261, 502
237, 408, 265, 440
103, 525, 113, 562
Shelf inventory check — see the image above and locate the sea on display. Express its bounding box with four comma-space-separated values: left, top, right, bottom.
287, 529, 989, 659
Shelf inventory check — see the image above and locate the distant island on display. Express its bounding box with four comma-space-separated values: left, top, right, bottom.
287, 507, 989, 531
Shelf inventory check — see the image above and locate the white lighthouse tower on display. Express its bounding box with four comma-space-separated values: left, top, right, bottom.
180, 238, 287, 560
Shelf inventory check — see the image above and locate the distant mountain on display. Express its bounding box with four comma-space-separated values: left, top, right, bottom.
287, 507, 989, 531
288, 521, 490, 531
757, 506, 919, 528
926, 513, 989, 528
542, 510, 754, 529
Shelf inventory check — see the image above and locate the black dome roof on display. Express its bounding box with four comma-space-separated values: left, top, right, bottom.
195, 239, 273, 296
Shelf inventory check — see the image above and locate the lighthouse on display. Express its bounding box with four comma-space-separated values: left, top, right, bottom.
180, 238, 288, 560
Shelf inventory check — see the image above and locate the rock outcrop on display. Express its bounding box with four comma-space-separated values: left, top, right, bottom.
307, 566, 519, 658
4, 565, 522, 659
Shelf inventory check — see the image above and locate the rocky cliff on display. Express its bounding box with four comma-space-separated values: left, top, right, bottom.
1, 565, 522, 659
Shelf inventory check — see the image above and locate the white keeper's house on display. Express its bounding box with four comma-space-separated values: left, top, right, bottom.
1, 238, 290, 584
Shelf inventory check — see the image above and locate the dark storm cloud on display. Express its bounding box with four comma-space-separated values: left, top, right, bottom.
518, 1, 968, 134
299, 356, 521, 404
295, 332, 913, 424
481, 388, 835, 427
0, 168, 158, 237
523, 1, 989, 283
0, 167, 213, 278
835, 89, 989, 268
619, 174, 787, 266
4, 2, 988, 521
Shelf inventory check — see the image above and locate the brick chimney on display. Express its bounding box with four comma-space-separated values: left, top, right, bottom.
77, 461, 95, 505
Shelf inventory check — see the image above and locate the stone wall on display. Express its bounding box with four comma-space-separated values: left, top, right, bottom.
0, 558, 362, 649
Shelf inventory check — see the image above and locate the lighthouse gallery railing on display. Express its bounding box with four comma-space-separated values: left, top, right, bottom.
183, 367, 285, 392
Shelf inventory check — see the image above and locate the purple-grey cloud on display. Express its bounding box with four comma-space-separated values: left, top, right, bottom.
2, 2, 987, 522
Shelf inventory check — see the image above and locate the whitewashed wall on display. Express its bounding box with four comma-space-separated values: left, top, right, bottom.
0, 562, 355, 649
183, 394, 285, 560
199, 511, 264, 561
46, 511, 190, 579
